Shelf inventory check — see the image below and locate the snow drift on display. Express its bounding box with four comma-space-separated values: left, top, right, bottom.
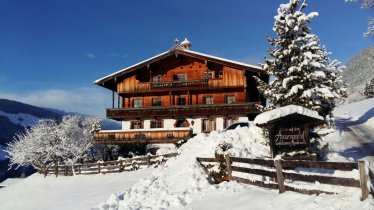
95, 125, 269, 209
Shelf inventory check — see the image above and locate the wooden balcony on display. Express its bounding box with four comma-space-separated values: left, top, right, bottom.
106, 103, 259, 120
93, 128, 192, 144
150, 79, 208, 90
117, 79, 244, 94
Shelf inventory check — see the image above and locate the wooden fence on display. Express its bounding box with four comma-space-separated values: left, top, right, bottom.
44, 153, 177, 176
197, 156, 374, 201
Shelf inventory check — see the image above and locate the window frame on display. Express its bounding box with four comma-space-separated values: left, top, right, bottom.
203, 96, 214, 105
150, 119, 163, 128
177, 96, 186, 105
203, 72, 213, 79
225, 95, 236, 104
202, 118, 216, 132
176, 74, 187, 81
152, 98, 162, 106
130, 120, 144, 129
152, 75, 161, 82
224, 117, 238, 129
133, 99, 143, 108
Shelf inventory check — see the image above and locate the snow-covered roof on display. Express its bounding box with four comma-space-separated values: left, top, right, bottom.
94, 47, 264, 87
254, 105, 324, 126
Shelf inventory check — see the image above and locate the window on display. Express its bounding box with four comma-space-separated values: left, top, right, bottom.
175, 74, 187, 81
202, 119, 215, 132
225, 96, 236, 104
215, 71, 223, 79
203, 72, 213, 79
152, 75, 161, 82
152, 98, 162, 106
130, 120, 143, 129
177, 97, 186, 105
203, 96, 213, 105
133, 99, 142, 107
150, 120, 163, 128
224, 117, 238, 129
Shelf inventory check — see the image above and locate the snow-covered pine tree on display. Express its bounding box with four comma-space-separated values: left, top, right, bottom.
364, 77, 374, 98
255, 0, 346, 119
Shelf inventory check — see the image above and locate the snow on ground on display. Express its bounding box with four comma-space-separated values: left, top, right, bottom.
169, 184, 373, 210
0, 178, 24, 187
95, 124, 373, 210
95, 125, 269, 210
0, 168, 156, 210
1, 99, 373, 210
0, 110, 40, 128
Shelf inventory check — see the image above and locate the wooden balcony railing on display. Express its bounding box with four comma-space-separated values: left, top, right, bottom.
93, 129, 192, 144
106, 103, 260, 120
150, 79, 208, 90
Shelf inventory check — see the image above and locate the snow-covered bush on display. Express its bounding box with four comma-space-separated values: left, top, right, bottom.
6, 115, 101, 176
209, 142, 232, 183
255, 0, 346, 120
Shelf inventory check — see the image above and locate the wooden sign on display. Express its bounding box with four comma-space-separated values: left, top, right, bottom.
274, 127, 306, 146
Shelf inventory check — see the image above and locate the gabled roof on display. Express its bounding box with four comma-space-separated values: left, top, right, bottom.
94, 46, 266, 89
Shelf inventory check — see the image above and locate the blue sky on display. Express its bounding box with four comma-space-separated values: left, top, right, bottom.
0, 0, 372, 116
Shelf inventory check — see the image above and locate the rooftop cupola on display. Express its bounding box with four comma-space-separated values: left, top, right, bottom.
180, 38, 192, 50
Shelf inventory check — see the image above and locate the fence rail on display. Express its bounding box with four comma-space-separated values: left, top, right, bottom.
197, 156, 374, 201
43, 153, 178, 176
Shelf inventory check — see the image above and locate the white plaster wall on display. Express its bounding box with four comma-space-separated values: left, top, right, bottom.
163, 119, 176, 129
120, 116, 248, 133
122, 121, 130, 130
187, 118, 202, 134
216, 117, 224, 131
144, 120, 150, 129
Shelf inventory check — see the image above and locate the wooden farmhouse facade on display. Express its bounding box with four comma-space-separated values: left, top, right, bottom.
93, 39, 268, 145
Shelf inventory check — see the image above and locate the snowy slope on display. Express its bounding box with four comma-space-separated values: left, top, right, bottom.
0, 110, 40, 128
343, 46, 374, 103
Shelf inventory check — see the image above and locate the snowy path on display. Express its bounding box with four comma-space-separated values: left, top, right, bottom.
0, 168, 155, 210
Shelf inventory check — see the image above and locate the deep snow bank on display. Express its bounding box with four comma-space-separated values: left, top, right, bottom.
334, 98, 374, 127
95, 125, 269, 209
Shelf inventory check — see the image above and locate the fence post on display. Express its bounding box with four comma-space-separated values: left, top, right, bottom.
148, 155, 151, 167
119, 160, 123, 172
274, 160, 285, 193
358, 160, 369, 201
225, 155, 232, 181
55, 162, 58, 177
98, 162, 101, 174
